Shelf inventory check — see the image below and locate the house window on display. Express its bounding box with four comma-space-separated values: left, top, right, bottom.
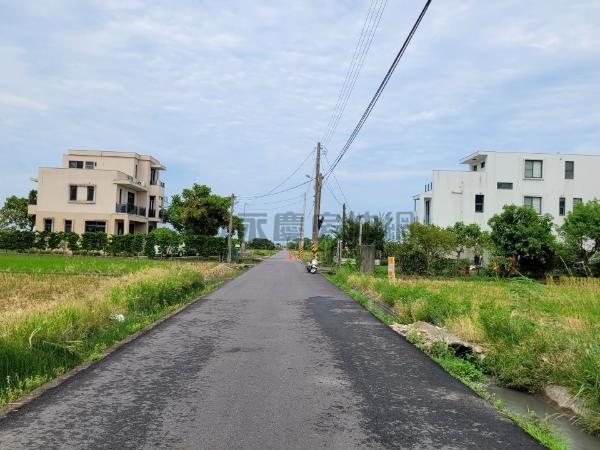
472, 165, 478, 172
44, 218, 53, 232
524, 196, 542, 214
475, 194, 484, 213
559, 198, 565, 216
497, 182, 513, 190
524, 160, 543, 178
119, 188, 122, 204
134, 165, 138, 179
85, 161, 95, 169
573, 198, 583, 207
565, 161, 574, 179
69, 185, 78, 201
85, 221, 106, 233
150, 168, 158, 185
481, 161, 486, 169
87, 186, 95, 202
69, 160, 84, 169
64, 220, 73, 233
424, 199, 431, 224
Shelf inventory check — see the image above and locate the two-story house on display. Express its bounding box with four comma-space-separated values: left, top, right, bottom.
413, 150, 600, 230
28, 149, 166, 234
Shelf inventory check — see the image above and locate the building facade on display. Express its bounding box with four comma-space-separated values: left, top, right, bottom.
28, 150, 166, 234
413, 151, 600, 230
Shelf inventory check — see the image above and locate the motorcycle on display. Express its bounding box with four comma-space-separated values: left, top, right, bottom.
306, 258, 319, 274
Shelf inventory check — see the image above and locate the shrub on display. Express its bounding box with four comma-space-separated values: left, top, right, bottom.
80, 232, 108, 253
247, 238, 276, 250
488, 205, 556, 276
182, 234, 227, 257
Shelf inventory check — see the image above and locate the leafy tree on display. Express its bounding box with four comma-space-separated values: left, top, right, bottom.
247, 238, 276, 250
404, 222, 457, 274
448, 222, 489, 264
333, 213, 386, 254
560, 200, 600, 274
488, 205, 555, 275
0, 193, 35, 230
166, 184, 230, 235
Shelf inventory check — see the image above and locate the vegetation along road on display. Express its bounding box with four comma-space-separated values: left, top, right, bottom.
0, 251, 543, 449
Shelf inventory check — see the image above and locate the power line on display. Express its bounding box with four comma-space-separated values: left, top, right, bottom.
323, 151, 349, 206
266, 148, 315, 194
322, 0, 388, 147
238, 179, 312, 200
324, 0, 432, 182
324, 179, 343, 206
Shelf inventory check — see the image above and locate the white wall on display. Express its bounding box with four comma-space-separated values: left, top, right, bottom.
414, 151, 600, 230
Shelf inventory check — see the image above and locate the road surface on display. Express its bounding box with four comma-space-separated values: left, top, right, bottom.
0, 251, 542, 449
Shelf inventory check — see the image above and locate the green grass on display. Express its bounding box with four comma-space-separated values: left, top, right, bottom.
0, 256, 240, 408
0, 254, 163, 275
325, 268, 594, 446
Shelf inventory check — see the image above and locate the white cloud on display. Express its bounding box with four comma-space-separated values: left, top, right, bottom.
0, 92, 47, 110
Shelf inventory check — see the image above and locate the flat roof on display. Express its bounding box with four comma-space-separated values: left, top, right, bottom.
459, 149, 600, 164
67, 149, 164, 167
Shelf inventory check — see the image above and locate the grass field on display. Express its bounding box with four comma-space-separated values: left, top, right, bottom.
0, 254, 240, 408
327, 267, 600, 435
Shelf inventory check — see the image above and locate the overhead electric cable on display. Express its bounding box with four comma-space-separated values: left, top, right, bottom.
324, 0, 432, 182
322, 0, 388, 147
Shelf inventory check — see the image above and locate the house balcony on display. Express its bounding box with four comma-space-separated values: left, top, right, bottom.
115, 203, 147, 217
113, 173, 147, 192
148, 208, 165, 220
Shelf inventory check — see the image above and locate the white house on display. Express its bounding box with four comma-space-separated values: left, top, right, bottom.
413, 150, 600, 230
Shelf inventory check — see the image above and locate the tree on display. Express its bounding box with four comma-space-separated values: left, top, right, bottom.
448, 222, 489, 264
404, 222, 457, 274
488, 205, 555, 275
166, 184, 243, 237
247, 238, 276, 250
0, 192, 35, 231
333, 213, 386, 254
560, 200, 600, 274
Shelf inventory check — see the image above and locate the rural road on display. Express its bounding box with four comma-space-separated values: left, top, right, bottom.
0, 251, 542, 449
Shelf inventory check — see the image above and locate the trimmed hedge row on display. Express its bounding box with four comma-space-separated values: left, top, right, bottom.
0, 229, 227, 258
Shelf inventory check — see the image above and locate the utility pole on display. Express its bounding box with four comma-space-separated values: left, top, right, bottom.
311, 142, 322, 258
227, 193, 235, 263
358, 214, 363, 246
297, 191, 307, 259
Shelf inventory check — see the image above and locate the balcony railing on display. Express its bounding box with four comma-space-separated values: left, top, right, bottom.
115, 203, 147, 216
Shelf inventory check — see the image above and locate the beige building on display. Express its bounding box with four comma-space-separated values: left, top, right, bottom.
28, 150, 166, 234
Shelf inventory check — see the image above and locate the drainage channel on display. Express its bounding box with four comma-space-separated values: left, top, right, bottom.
365, 297, 600, 450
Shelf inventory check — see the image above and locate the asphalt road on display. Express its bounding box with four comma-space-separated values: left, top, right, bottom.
0, 251, 542, 449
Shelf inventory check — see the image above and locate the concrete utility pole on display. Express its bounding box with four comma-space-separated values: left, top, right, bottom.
311, 142, 322, 258
297, 191, 307, 259
227, 193, 235, 263
358, 214, 363, 246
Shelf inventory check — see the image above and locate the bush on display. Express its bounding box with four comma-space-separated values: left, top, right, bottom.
0, 230, 35, 252
151, 228, 181, 256
247, 238, 276, 250
80, 232, 108, 253
182, 234, 227, 257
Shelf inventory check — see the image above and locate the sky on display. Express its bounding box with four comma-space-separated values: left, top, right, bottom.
1, 0, 599, 240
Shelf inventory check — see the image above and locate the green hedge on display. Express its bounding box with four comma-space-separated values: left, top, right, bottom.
0, 230, 226, 258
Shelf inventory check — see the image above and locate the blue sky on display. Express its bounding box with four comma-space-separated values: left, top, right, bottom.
1, 1, 599, 239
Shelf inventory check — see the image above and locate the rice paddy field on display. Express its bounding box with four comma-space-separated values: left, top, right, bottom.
0, 254, 239, 408
328, 267, 600, 435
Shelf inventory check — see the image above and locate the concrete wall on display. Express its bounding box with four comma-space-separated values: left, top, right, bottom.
414, 151, 600, 230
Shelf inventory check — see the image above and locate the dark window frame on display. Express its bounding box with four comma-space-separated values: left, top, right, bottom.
86, 186, 95, 202
565, 161, 574, 179
524, 196, 542, 214
68, 160, 84, 169
475, 194, 484, 213
524, 159, 543, 179
559, 197, 565, 216
85, 221, 106, 233
497, 182, 513, 190
69, 184, 78, 201
43, 218, 53, 232
64, 220, 73, 233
